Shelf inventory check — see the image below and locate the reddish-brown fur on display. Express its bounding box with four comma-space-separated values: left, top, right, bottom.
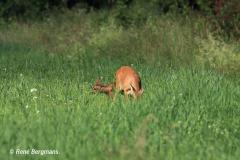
92, 66, 143, 99
92, 79, 114, 97
115, 66, 143, 98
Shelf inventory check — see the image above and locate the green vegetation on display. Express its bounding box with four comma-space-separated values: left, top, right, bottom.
0, 2, 240, 160
1, 0, 239, 39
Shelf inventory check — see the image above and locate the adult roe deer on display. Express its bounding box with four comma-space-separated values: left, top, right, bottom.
115, 66, 143, 98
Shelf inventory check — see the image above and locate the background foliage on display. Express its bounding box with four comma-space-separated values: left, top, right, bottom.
0, 0, 239, 38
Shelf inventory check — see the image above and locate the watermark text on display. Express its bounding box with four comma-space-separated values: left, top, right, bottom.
10, 148, 59, 156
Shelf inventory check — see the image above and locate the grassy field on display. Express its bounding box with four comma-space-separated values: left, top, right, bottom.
0, 12, 240, 160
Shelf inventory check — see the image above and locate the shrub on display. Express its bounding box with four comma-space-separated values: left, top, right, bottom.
196, 34, 240, 74
86, 15, 199, 67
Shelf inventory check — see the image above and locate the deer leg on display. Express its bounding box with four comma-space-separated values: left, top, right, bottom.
124, 89, 131, 100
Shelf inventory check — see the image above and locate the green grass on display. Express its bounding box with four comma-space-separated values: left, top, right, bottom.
0, 42, 240, 160
0, 11, 239, 159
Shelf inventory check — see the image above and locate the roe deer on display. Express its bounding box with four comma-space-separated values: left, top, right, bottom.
92, 66, 143, 99
115, 66, 143, 99
92, 79, 114, 97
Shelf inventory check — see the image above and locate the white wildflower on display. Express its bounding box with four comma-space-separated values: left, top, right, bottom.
25, 105, 29, 109
30, 88, 37, 92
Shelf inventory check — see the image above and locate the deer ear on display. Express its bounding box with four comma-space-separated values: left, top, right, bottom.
138, 89, 144, 95
95, 79, 100, 85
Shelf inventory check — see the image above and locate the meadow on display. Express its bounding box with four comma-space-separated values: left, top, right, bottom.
0, 11, 240, 160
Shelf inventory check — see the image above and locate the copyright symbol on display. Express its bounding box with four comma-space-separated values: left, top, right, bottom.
10, 149, 14, 155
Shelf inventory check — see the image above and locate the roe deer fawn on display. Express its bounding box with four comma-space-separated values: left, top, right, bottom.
92, 79, 114, 97
92, 66, 143, 99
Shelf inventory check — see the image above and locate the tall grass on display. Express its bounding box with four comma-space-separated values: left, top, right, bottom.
197, 34, 240, 74
1, 11, 239, 73
0, 43, 240, 160
0, 10, 240, 160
